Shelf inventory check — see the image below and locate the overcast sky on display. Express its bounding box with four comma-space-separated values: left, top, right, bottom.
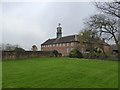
2, 1, 98, 50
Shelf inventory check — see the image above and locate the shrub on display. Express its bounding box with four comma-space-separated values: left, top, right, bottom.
69, 49, 83, 58
58, 53, 62, 57
52, 50, 59, 57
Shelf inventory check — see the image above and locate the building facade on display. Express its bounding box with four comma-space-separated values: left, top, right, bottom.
41, 35, 80, 56
41, 24, 80, 56
41, 24, 112, 56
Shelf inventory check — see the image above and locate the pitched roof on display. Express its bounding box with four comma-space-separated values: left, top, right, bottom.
41, 35, 79, 45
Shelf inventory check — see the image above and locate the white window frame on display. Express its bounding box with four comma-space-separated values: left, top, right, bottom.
59, 43, 62, 47
67, 43, 69, 46
63, 43, 65, 46
71, 42, 74, 46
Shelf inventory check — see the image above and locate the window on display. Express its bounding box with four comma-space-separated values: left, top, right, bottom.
67, 48, 69, 53
63, 43, 65, 46
56, 44, 58, 47
59, 43, 62, 47
67, 43, 69, 46
53, 44, 55, 47
71, 42, 74, 46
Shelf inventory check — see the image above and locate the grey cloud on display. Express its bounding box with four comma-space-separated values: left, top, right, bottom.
2, 2, 96, 50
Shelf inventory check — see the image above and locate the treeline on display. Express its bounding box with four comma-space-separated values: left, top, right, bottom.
1, 43, 25, 52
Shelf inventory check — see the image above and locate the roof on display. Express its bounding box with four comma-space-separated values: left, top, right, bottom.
41, 35, 79, 45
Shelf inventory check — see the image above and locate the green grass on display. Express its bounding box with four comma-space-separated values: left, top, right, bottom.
0, 60, 2, 89
2, 57, 118, 88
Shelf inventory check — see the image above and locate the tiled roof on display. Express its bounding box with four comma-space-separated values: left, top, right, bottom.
41, 35, 79, 45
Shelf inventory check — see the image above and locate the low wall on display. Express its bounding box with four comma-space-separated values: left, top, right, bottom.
2, 51, 54, 60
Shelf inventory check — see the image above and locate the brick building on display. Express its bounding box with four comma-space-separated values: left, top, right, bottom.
41, 24, 80, 56
41, 24, 112, 56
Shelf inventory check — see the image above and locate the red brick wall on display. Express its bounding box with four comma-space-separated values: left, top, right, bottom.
103, 45, 112, 54
2, 51, 54, 60
41, 42, 112, 56
41, 42, 79, 56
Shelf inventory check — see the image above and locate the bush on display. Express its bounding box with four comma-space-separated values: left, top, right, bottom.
52, 50, 59, 57
69, 49, 83, 58
58, 53, 62, 57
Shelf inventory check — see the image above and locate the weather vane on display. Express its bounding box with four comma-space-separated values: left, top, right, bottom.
58, 23, 61, 27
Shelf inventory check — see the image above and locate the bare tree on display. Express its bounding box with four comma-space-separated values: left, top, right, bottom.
78, 28, 107, 57
1, 43, 20, 51
86, 14, 120, 54
87, 14, 118, 42
95, 1, 120, 19
31, 45, 38, 51
94, 1, 120, 56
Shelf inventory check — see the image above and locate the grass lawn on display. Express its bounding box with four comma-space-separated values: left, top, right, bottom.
0, 60, 2, 89
2, 57, 118, 88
